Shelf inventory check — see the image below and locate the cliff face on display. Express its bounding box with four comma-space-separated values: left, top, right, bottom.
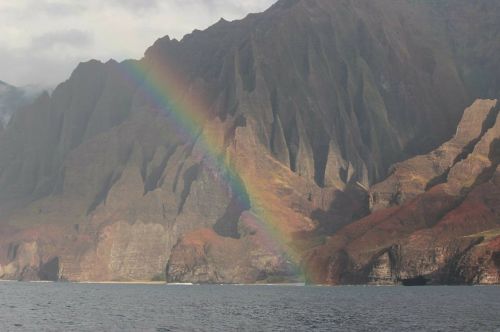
0, 0, 500, 283
370, 99, 500, 211
307, 99, 500, 285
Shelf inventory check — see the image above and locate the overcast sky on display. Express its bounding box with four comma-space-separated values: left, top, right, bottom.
0, 0, 276, 88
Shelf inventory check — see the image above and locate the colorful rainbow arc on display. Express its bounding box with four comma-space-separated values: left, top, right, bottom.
117, 54, 307, 282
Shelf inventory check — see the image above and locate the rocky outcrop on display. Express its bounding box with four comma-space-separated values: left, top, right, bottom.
166, 225, 295, 284
370, 99, 499, 211
1, 0, 500, 283
307, 99, 500, 285
165, 121, 321, 283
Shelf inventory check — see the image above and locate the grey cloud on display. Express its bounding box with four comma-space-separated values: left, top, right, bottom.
31, 30, 93, 50
109, 0, 159, 10
32, 1, 85, 17
171, 0, 274, 16
0, 45, 78, 87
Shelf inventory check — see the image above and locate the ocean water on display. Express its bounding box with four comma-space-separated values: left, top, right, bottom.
0, 282, 499, 331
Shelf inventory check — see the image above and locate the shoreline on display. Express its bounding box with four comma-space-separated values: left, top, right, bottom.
77, 281, 169, 285
1, 279, 499, 287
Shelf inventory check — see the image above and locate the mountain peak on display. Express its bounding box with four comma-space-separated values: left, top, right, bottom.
0, 80, 13, 89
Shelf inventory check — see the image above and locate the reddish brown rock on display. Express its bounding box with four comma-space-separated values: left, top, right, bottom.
370, 99, 499, 211
306, 102, 500, 285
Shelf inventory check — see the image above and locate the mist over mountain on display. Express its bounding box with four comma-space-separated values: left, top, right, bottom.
0, 81, 41, 127
0, 0, 499, 284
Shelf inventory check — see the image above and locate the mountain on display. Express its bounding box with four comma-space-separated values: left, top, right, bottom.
0, 0, 499, 283
307, 99, 500, 285
0, 81, 35, 127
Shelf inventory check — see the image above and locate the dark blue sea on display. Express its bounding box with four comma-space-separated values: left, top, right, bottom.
0, 282, 499, 331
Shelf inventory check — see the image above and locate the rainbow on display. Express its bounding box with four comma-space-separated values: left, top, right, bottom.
117, 50, 307, 282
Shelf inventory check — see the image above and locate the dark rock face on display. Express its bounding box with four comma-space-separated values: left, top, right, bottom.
38, 257, 60, 281
0, 0, 500, 283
